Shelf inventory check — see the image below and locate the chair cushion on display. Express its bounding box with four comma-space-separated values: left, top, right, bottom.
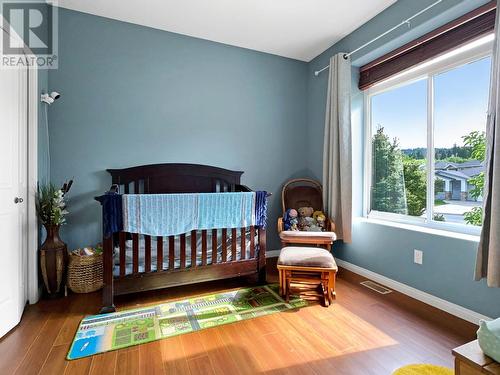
280, 230, 337, 242
278, 246, 337, 270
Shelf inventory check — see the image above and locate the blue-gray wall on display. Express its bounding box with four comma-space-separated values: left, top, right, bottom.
307, 0, 500, 318
48, 8, 308, 251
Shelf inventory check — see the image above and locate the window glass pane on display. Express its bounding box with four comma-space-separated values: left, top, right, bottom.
433, 56, 490, 226
370, 78, 427, 217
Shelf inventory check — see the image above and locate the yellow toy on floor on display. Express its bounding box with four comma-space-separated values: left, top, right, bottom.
393, 364, 453, 375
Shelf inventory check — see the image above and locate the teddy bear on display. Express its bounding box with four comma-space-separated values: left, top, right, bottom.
283, 208, 299, 231
297, 206, 315, 230
313, 211, 326, 231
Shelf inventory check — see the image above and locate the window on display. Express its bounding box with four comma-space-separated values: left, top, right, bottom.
365, 35, 493, 234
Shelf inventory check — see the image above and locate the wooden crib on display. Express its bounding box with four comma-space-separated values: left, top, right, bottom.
96, 163, 267, 313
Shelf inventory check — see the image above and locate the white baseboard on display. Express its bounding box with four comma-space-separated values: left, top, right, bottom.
336, 259, 491, 325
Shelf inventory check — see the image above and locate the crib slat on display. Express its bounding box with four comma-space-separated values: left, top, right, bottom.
212, 229, 217, 264
132, 233, 139, 274
231, 228, 237, 261
133, 180, 138, 194
168, 236, 175, 270
222, 229, 227, 263
191, 231, 197, 268
119, 232, 126, 277
240, 228, 246, 260
157, 236, 163, 271
144, 235, 151, 273
202, 230, 208, 266
180, 234, 186, 269
250, 226, 255, 259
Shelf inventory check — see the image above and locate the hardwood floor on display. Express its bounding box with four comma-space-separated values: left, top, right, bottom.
0, 266, 476, 375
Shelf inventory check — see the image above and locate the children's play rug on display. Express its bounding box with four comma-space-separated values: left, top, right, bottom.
67, 284, 305, 360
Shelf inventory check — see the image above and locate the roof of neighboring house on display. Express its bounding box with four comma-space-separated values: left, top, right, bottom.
435, 160, 483, 171
435, 161, 454, 170
459, 160, 483, 168
460, 166, 484, 177
436, 170, 470, 181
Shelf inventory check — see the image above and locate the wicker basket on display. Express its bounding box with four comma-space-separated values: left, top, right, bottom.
67, 251, 104, 293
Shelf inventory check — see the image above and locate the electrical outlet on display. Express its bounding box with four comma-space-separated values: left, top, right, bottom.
414, 249, 423, 265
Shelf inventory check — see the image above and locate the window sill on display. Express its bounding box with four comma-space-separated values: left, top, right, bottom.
356, 216, 480, 242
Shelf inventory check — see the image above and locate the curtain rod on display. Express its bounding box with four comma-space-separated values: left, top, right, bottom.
314, 0, 444, 76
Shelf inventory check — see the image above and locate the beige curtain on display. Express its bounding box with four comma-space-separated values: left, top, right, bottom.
322, 53, 352, 243
475, 0, 500, 287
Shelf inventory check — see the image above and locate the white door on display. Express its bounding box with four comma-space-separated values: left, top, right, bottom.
0, 28, 28, 338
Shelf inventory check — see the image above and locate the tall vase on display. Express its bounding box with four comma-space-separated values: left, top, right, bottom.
40, 224, 67, 298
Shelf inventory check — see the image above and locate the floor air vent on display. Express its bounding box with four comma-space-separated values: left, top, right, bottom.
360, 280, 392, 294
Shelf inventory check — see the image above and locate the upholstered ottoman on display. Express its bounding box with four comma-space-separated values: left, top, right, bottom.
277, 246, 337, 307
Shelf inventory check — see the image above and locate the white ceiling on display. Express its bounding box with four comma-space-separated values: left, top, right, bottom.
55, 0, 396, 62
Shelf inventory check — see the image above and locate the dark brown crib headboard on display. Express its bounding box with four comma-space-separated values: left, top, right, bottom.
106, 163, 245, 194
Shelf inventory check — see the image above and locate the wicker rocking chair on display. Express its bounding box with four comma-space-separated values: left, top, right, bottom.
277, 179, 337, 251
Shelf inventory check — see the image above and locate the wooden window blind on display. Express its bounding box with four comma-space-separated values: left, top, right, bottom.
358, 1, 496, 90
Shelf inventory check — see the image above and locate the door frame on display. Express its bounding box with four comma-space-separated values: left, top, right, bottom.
27, 63, 39, 304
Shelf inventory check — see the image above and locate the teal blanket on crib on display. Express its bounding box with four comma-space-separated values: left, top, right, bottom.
122, 192, 256, 236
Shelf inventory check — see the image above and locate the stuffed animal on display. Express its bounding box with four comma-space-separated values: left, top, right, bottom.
313, 211, 326, 231
297, 206, 314, 230
283, 208, 299, 231
305, 220, 322, 232
303, 209, 323, 232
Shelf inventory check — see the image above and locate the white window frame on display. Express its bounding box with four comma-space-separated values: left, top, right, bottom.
364, 34, 494, 236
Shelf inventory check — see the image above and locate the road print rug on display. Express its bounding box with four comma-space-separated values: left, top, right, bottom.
67, 284, 305, 360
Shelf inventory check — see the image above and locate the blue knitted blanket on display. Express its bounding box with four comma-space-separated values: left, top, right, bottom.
98, 191, 267, 237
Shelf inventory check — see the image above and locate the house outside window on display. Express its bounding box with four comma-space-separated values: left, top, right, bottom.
434, 160, 484, 202
364, 34, 493, 235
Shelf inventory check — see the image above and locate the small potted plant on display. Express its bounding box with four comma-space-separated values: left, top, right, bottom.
36, 180, 73, 298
